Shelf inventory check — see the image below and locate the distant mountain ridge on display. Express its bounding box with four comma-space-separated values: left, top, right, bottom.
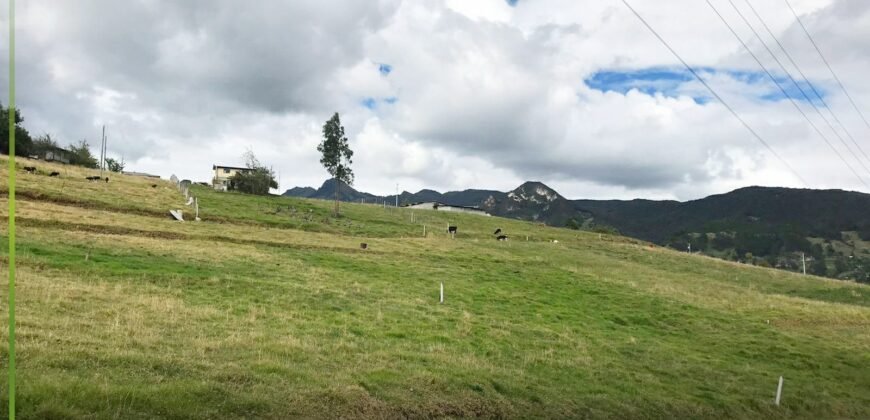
283, 181, 870, 241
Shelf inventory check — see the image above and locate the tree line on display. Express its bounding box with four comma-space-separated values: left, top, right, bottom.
1, 103, 125, 172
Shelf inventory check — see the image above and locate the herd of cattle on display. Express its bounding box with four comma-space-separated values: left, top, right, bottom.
21, 165, 108, 182
445, 226, 509, 241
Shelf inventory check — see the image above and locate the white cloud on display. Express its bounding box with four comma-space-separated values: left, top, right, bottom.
2, 0, 869, 200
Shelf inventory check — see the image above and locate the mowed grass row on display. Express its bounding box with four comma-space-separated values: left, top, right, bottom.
0, 160, 867, 418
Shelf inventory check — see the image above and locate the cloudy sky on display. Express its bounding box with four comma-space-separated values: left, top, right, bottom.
3, 0, 870, 200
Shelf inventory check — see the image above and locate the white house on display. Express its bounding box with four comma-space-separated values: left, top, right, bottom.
212, 164, 252, 191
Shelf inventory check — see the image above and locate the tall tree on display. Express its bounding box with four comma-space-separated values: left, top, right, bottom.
105, 157, 125, 173
0, 102, 34, 156
317, 112, 354, 216
69, 139, 98, 168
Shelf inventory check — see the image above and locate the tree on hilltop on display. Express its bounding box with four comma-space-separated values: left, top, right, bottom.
318, 112, 354, 216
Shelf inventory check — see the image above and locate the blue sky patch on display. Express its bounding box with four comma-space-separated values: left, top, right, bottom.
361, 96, 398, 110
378, 63, 392, 76
361, 97, 377, 110
585, 67, 824, 105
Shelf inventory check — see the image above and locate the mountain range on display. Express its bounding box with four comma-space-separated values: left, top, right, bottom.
284, 179, 870, 282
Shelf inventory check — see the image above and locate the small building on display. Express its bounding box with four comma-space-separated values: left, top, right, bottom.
212, 164, 252, 191
404, 201, 490, 216
34, 146, 72, 164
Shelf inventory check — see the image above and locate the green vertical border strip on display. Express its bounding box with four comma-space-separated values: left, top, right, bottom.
7, 0, 15, 417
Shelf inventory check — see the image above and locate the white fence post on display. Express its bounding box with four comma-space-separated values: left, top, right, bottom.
775, 376, 783, 406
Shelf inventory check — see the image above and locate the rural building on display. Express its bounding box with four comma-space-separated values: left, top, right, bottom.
212, 164, 252, 191
31, 146, 72, 164
404, 201, 490, 216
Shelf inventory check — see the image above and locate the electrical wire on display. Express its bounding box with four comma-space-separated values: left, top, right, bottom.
725, 0, 870, 177
705, 0, 867, 188
784, 0, 870, 131
620, 0, 808, 185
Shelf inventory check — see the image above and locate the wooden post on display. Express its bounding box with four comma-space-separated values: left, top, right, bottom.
440, 282, 444, 304
775, 376, 783, 406
423, 225, 426, 237
802, 253, 806, 275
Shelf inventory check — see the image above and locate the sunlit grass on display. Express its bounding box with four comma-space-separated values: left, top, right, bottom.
0, 156, 868, 418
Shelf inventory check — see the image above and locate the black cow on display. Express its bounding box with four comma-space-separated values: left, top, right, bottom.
105, 177, 109, 183
85, 176, 101, 181
496, 235, 508, 241
447, 226, 458, 234
23, 166, 36, 173
493, 228, 502, 235
48, 171, 60, 177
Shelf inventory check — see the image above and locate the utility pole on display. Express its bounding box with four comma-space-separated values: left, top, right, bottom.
99, 125, 105, 178
802, 253, 806, 275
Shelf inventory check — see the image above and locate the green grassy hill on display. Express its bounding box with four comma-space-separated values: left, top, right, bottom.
1, 157, 869, 419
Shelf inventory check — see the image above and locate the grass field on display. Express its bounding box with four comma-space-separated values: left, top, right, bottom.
1, 156, 869, 419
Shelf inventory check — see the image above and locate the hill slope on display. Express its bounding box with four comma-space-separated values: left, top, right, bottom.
286, 181, 870, 281
2, 157, 870, 419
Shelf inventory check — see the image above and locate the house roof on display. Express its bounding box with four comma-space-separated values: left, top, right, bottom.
42, 146, 71, 154
212, 164, 250, 171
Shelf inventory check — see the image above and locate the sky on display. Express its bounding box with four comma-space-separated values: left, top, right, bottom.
3, 0, 870, 200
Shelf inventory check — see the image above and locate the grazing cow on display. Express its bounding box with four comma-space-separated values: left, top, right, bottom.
85, 176, 101, 181
48, 171, 60, 177
360, 243, 368, 250
493, 228, 502, 235
151, 184, 158, 188
497, 235, 508, 241
23, 166, 36, 173
447, 226, 458, 234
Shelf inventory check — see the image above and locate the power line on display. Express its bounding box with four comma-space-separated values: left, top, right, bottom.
784, 0, 870, 131
723, 0, 870, 178
619, 0, 808, 186
744, 0, 870, 166
704, 0, 867, 188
